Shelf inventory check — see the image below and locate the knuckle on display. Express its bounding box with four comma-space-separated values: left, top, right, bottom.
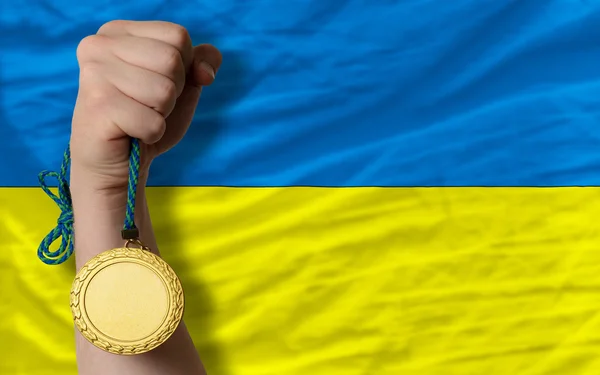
164, 46, 182, 72
78, 71, 111, 112
76, 35, 107, 61
169, 24, 190, 49
78, 62, 102, 80
156, 77, 178, 103
146, 114, 166, 142
83, 85, 110, 112
97, 20, 125, 34
78, 67, 111, 111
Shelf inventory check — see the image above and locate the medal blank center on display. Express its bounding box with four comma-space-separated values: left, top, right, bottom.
85, 262, 169, 342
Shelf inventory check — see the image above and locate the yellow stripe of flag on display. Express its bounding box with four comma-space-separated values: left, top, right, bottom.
2, 187, 600, 374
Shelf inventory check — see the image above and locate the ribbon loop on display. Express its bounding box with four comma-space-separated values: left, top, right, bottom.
37, 158, 74, 264
37, 139, 141, 265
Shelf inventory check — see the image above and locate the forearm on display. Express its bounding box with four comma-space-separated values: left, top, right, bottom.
71, 170, 205, 375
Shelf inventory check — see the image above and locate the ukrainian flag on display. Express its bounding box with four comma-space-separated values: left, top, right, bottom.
3, 1, 600, 374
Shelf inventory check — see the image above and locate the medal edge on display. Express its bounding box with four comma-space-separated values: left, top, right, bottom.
70, 247, 185, 355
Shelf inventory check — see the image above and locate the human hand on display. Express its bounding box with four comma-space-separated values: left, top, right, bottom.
69, 20, 222, 195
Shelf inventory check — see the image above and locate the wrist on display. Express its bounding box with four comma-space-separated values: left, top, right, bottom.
69, 161, 150, 210
70, 170, 150, 269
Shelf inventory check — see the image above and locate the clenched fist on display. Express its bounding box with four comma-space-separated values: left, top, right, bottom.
70, 20, 222, 194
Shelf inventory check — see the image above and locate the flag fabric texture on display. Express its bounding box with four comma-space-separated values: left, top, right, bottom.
2, 1, 600, 374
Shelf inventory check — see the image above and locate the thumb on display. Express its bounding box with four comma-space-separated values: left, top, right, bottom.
155, 44, 223, 155
190, 43, 223, 87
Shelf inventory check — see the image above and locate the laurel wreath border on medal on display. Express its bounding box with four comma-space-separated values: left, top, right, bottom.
70, 247, 185, 355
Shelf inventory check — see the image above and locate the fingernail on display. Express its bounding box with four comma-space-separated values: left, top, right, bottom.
198, 61, 215, 79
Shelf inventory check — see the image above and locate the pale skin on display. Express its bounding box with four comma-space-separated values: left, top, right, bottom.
69, 20, 222, 375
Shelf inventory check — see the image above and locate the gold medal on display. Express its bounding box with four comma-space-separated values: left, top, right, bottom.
39, 139, 184, 355
70, 240, 184, 355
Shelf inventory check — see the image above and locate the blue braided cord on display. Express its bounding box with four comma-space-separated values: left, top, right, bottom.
124, 138, 140, 231
37, 139, 141, 265
37, 146, 73, 265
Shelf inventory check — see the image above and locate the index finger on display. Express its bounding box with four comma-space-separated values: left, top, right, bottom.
97, 20, 194, 70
